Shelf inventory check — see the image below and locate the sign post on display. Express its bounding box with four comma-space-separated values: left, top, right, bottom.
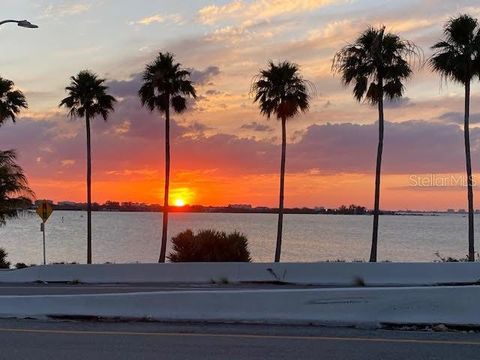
36, 200, 53, 265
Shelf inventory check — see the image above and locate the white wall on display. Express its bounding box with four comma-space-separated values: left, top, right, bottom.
0, 286, 479, 327
0, 262, 480, 286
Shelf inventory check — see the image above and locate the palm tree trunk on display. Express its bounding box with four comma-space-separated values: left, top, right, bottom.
464, 79, 475, 262
85, 114, 92, 265
159, 97, 170, 263
275, 116, 287, 263
370, 82, 384, 263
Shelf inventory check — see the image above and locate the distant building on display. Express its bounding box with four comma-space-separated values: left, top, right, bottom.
446, 209, 455, 213
228, 204, 252, 210
458, 209, 467, 214
105, 201, 120, 208
35, 199, 53, 206
57, 201, 79, 206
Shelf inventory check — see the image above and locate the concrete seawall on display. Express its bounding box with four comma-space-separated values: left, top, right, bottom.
0, 262, 479, 286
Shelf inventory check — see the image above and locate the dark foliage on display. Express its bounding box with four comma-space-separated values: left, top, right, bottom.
252, 61, 310, 120
0, 150, 34, 226
139, 52, 197, 113
59, 70, 116, 120
0, 77, 28, 125
434, 251, 480, 262
333, 26, 419, 104
0, 248, 10, 269
168, 229, 252, 262
429, 14, 480, 84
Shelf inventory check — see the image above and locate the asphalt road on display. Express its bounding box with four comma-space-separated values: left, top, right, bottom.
0, 282, 318, 295
0, 319, 479, 359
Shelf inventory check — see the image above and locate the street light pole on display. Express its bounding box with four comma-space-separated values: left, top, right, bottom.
0, 19, 38, 28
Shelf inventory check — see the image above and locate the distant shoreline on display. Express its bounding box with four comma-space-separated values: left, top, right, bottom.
31, 202, 473, 216
31, 208, 470, 216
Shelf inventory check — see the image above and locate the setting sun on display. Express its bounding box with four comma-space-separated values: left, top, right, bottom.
174, 199, 186, 207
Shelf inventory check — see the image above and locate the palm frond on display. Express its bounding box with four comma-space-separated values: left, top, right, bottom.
139, 52, 197, 114
59, 70, 117, 121
429, 14, 480, 84
333, 26, 418, 104
251, 61, 311, 120
0, 77, 28, 125
0, 150, 34, 226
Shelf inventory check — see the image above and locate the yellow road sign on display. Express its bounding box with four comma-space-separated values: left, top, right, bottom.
36, 200, 53, 223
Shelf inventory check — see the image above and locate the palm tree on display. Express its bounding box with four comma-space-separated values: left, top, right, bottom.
430, 15, 480, 262
333, 26, 418, 262
59, 71, 116, 264
139, 52, 197, 263
252, 61, 310, 262
0, 77, 28, 125
0, 150, 34, 226
0, 150, 34, 270
0, 78, 32, 224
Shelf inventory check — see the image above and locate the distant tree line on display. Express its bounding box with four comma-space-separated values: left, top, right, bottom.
47, 200, 379, 216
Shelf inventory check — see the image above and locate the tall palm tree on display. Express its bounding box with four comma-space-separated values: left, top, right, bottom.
252, 61, 310, 262
430, 15, 480, 262
333, 26, 418, 262
139, 52, 196, 263
0, 78, 32, 223
0, 77, 28, 125
59, 71, 116, 264
0, 150, 34, 226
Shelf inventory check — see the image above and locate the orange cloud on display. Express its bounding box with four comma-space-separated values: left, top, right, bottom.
131, 13, 183, 26
198, 0, 340, 25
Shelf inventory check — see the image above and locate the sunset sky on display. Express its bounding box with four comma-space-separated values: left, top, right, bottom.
1, 0, 480, 210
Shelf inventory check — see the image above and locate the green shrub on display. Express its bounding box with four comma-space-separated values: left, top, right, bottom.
168, 229, 252, 262
0, 248, 10, 269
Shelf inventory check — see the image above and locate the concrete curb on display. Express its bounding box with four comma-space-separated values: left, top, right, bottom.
0, 286, 479, 327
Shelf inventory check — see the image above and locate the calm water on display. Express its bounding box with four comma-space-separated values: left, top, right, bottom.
0, 211, 474, 265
